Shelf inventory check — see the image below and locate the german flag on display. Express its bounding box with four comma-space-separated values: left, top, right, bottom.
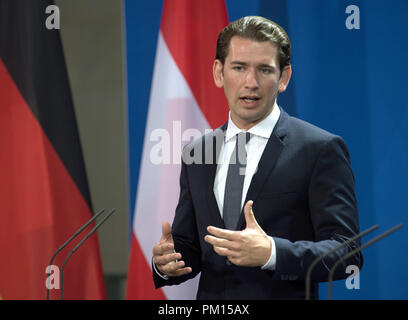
0, 1, 106, 299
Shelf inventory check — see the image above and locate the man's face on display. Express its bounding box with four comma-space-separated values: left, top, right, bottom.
213, 36, 291, 130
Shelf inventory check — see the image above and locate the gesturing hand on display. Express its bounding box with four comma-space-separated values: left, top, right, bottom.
152, 222, 192, 277
204, 200, 271, 267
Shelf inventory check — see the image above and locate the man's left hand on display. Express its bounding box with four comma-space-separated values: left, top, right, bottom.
204, 200, 271, 267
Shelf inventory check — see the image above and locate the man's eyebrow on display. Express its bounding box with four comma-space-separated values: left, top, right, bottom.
229, 61, 276, 70
229, 61, 249, 66
258, 63, 275, 69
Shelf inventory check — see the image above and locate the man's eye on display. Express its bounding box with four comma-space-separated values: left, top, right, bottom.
233, 66, 244, 71
260, 68, 272, 74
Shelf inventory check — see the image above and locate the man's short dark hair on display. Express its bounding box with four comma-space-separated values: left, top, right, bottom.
216, 16, 291, 72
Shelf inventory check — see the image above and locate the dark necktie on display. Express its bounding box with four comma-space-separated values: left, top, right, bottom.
223, 132, 251, 230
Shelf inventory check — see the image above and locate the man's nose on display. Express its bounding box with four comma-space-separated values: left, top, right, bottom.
244, 69, 259, 90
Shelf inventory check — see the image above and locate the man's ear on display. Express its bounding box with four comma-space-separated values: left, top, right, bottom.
213, 59, 224, 88
278, 65, 292, 93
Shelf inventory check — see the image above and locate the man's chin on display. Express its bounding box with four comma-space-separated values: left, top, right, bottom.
239, 108, 271, 121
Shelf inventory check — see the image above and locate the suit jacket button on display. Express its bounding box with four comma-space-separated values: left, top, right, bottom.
226, 260, 232, 266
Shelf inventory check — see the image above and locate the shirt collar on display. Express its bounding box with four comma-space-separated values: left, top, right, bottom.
225, 104, 281, 142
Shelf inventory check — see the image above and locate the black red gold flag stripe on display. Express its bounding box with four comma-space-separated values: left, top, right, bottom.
0, 0, 106, 299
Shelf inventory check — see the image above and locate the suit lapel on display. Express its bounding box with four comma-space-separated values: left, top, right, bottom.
207, 123, 227, 228
236, 108, 290, 230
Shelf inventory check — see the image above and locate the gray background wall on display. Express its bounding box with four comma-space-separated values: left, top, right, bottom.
55, 0, 128, 299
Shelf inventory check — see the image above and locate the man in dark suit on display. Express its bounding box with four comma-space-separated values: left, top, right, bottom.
152, 16, 362, 299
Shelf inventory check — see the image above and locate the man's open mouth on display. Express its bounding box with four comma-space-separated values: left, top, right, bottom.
240, 96, 261, 102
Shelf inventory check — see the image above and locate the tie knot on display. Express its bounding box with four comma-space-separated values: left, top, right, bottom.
237, 132, 251, 145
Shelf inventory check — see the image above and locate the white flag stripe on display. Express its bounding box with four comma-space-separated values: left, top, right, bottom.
133, 32, 210, 299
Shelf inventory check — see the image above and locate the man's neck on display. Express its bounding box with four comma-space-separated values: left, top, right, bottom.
230, 103, 277, 131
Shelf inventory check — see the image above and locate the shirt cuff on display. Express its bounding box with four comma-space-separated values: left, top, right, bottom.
152, 257, 169, 280
261, 236, 276, 271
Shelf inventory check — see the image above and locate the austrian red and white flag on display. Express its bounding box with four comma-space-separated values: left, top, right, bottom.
126, 0, 229, 299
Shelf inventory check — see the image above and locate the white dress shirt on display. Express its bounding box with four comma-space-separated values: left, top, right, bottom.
154, 105, 281, 279
213, 105, 280, 270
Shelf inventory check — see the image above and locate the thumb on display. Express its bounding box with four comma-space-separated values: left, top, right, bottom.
161, 221, 173, 242
244, 200, 260, 229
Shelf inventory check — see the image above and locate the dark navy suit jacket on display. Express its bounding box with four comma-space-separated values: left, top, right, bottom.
153, 108, 362, 299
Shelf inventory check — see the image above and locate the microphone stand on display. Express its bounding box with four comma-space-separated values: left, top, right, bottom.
60, 208, 116, 300
327, 223, 403, 300
46, 208, 105, 300
305, 224, 379, 300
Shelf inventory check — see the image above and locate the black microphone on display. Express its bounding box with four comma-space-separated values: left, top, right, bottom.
46, 208, 106, 300
305, 224, 379, 300
60, 208, 116, 300
327, 223, 403, 300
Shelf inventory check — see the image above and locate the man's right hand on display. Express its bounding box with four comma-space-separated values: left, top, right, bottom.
152, 221, 192, 277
